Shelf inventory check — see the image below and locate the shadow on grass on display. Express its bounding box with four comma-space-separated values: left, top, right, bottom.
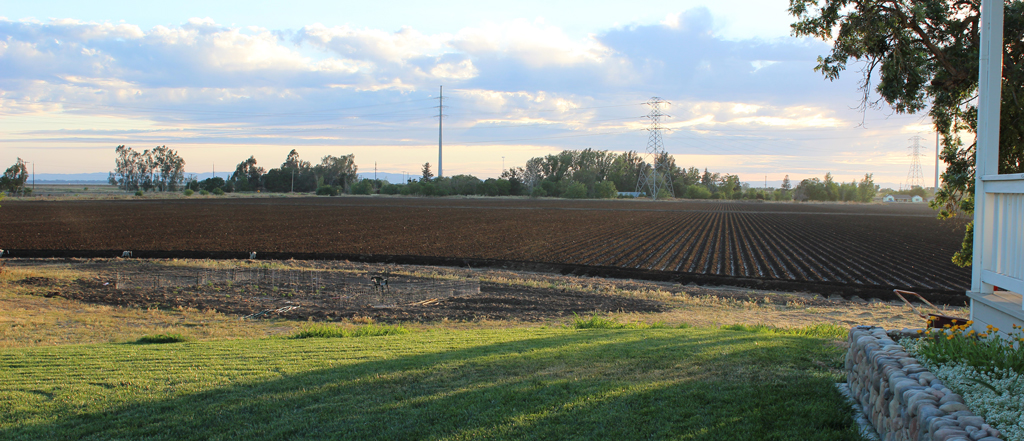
0, 330, 861, 441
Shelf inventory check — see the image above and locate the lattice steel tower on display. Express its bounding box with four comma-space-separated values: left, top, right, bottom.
906, 135, 925, 189
636, 97, 674, 199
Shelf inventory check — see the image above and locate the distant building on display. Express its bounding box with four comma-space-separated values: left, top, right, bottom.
884, 194, 923, 203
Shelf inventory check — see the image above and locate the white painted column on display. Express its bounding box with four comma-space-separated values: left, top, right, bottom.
971, 0, 1004, 295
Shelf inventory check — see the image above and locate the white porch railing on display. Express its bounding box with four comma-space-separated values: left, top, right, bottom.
977, 173, 1024, 301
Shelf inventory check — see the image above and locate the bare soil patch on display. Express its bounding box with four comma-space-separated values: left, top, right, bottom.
0, 197, 969, 300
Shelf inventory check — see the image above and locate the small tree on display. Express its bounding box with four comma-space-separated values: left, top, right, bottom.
421, 162, 434, 181
857, 173, 878, 203
0, 158, 29, 195
230, 156, 264, 192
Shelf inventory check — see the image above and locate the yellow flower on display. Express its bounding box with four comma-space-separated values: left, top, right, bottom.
981, 333, 989, 338
967, 320, 974, 325
917, 330, 924, 334
993, 327, 1000, 333
952, 319, 958, 324
947, 335, 954, 340
987, 324, 994, 330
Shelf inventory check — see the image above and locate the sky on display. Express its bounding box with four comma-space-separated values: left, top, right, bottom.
0, 0, 943, 189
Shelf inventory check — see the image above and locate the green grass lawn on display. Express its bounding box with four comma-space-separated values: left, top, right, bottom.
0, 327, 863, 440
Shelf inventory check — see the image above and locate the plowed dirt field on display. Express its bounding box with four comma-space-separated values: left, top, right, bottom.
0, 196, 969, 299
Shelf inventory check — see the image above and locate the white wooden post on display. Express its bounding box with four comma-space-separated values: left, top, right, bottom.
971, 0, 1003, 293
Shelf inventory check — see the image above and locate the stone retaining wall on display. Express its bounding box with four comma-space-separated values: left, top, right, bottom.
846, 326, 1003, 441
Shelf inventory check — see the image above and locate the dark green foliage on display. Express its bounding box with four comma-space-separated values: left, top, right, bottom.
0, 158, 29, 195
421, 162, 434, 181
562, 181, 588, 199
200, 177, 225, 192
263, 150, 317, 193
229, 156, 264, 192
135, 333, 189, 344
594, 180, 617, 199
350, 179, 375, 195
315, 186, 339, 196
316, 154, 358, 192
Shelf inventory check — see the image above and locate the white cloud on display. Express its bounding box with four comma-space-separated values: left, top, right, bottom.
661, 13, 682, 29
296, 23, 447, 65
451, 19, 614, 68
430, 60, 478, 80
0, 12, 931, 187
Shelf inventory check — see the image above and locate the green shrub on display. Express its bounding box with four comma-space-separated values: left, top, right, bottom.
199, 189, 210, 195
351, 180, 374, 195
685, 185, 712, 199
562, 182, 587, 199
315, 185, 339, 196
292, 323, 411, 339
134, 190, 144, 197
212, 187, 225, 195
135, 333, 189, 344
530, 187, 547, 198
594, 181, 617, 199
183, 189, 194, 196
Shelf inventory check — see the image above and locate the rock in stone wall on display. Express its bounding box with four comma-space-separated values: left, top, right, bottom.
846, 326, 1003, 441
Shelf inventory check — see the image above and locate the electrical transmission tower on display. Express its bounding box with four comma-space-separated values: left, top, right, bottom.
636, 97, 674, 199
435, 85, 447, 178
906, 135, 925, 189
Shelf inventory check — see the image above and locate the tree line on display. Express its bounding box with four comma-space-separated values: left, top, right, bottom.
108, 145, 186, 191
94, 145, 880, 203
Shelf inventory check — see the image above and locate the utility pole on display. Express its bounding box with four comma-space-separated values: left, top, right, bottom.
502, 156, 505, 174
436, 86, 446, 178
